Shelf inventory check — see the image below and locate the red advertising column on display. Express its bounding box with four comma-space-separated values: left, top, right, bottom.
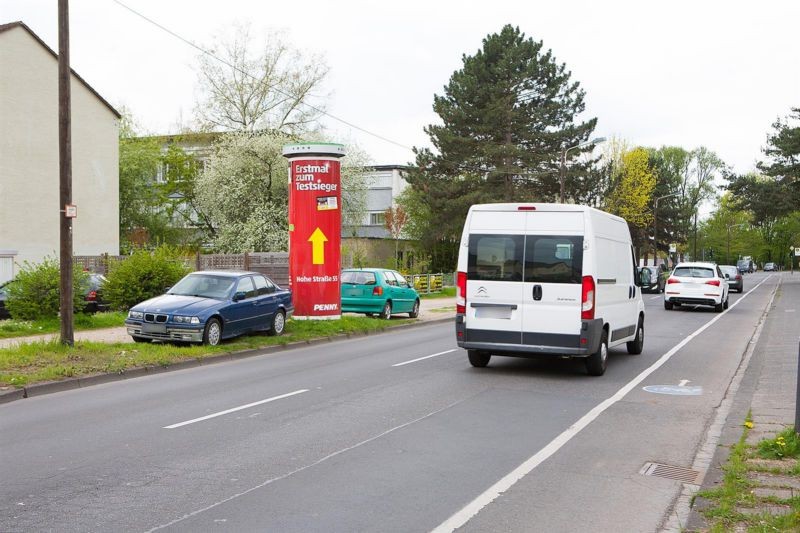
283, 143, 345, 319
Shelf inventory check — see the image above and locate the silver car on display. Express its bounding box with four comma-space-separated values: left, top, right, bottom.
720, 265, 743, 293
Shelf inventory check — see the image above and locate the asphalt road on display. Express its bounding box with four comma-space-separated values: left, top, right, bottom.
0, 272, 781, 532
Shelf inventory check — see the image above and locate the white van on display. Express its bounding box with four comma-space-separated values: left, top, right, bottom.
455, 203, 645, 376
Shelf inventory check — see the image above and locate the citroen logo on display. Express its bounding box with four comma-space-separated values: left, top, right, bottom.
476, 287, 488, 295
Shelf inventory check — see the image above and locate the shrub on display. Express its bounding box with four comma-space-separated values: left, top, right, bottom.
6, 257, 89, 320
104, 246, 191, 310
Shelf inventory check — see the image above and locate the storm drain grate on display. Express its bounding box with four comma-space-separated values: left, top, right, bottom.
639, 462, 702, 485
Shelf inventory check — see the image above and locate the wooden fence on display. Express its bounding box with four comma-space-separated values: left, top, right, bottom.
74, 252, 290, 288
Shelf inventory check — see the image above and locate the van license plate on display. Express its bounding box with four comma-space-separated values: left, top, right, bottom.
475, 307, 512, 319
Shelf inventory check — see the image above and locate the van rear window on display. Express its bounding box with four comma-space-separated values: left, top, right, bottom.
525, 236, 583, 284
467, 234, 583, 284
468, 235, 524, 281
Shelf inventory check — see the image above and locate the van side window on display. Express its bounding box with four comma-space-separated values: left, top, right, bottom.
524, 236, 583, 284
468, 235, 524, 281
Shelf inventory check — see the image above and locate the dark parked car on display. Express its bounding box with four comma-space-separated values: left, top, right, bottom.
125, 271, 293, 345
0, 280, 14, 320
83, 273, 109, 313
341, 268, 420, 319
638, 265, 666, 293
720, 265, 744, 293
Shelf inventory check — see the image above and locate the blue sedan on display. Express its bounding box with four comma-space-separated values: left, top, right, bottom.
125, 271, 293, 345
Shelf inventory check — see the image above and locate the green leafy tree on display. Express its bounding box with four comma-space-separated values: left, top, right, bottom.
758, 107, 800, 197
118, 111, 180, 249
605, 148, 656, 250
407, 24, 597, 270
103, 246, 191, 310
5, 257, 88, 319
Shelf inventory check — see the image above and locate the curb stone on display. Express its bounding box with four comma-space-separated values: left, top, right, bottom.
1, 316, 454, 404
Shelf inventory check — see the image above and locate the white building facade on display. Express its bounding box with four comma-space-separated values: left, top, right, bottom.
0, 21, 120, 283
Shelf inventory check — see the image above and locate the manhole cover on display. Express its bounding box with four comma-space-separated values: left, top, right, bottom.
640, 462, 701, 484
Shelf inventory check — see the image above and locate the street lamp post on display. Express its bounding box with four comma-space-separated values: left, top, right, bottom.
726, 223, 748, 265
653, 192, 679, 267
559, 136, 606, 203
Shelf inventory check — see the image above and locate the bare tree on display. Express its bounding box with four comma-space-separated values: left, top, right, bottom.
385, 206, 410, 269
193, 23, 329, 134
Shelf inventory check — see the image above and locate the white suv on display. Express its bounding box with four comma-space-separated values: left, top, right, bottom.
664, 262, 729, 313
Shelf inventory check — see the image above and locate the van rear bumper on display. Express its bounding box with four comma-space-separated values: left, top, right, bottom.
455, 315, 603, 357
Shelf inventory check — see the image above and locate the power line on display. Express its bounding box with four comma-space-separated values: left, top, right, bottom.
110, 0, 414, 152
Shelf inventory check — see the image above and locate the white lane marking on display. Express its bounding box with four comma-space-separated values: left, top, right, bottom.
431, 274, 774, 532
649, 295, 661, 300
392, 349, 457, 367
678, 379, 690, 387
163, 389, 309, 429
148, 397, 467, 532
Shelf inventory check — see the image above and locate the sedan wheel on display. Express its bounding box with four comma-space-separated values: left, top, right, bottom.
409, 299, 420, 318
268, 310, 286, 336
203, 318, 222, 346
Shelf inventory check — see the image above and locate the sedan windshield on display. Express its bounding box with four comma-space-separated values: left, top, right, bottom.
169, 274, 236, 299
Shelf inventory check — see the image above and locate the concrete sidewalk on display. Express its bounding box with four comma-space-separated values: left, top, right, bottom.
683, 273, 800, 530
0, 297, 456, 349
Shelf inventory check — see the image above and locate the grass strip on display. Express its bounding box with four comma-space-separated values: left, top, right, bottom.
0, 316, 411, 388
418, 287, 455, 299
697, 415, 800, 531
0, 312, 127, 339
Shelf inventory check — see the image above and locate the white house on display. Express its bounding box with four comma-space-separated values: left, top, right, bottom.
0, 21, 120, 283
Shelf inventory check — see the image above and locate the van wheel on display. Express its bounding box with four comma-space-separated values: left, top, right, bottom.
409, 299, 420, 318
468, 350, 491, 368
379, 301, 392, 319
585, 330, 608, 376
664, 301, 673, 310
626, 318, 644, 355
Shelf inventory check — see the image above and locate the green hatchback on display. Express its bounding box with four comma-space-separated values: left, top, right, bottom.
341, 268, 420, 319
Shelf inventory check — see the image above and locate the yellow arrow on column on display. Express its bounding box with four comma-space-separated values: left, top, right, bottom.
308, 227, 328, 265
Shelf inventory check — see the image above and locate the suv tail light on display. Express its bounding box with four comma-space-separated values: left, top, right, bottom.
581, 275, 595, 320
372, 286, 383, 296
667, 277, 680, 284
705, 279, 721, 286
86, 290, 97, 301
457, 271, 467, 314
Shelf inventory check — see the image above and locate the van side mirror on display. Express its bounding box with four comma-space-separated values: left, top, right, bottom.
724, 273, 730, 280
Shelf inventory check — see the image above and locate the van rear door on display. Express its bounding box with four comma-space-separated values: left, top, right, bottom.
521, 212, 584, 349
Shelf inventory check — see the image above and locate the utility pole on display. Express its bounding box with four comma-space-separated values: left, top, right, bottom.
59, 0, 74, 346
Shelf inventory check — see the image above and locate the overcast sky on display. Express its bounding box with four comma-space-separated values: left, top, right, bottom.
4, 0, 799, 174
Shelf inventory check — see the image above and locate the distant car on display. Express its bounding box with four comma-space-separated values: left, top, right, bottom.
763, 262, 777, 272
82, 273, 109, 313
341, 268, 420, 319
0, 280, 14, 320
736, 259, 754, 274
720, 265, 744, 293
638, 265, 666, 293
124, 271, 293, 345
664, 261, 730, 312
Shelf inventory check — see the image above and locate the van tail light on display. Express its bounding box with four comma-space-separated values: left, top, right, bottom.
457, 271, 467, 314
667, 278, 680, 284
86, 290, 97, 301
705, 279, 721, 286
372, 286, 383, 296
581, 275, 595, 320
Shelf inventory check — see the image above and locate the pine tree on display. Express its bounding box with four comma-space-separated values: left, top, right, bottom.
406, 25, 597, 269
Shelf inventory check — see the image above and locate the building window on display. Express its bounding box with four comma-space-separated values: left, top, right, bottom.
369, 212, 386, 226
